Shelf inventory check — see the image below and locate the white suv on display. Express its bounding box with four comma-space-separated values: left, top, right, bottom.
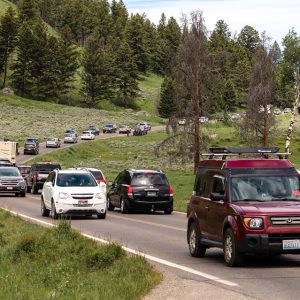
41, 169, 107, 219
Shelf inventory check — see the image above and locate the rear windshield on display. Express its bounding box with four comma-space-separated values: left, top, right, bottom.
132, 173, 168, 186
26, 139, 37, 143
57, 173, 97, 187
47, 138, 56, 141
0, 168, 20, 177
90, 171, 104, 180
34, 164, 61, 171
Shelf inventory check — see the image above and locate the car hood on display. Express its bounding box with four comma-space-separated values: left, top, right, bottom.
233, 201, 300, 215
0, 176, 24, 181
57, 186, 99, 194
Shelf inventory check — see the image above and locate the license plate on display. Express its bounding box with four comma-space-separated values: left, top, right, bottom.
283, 239, 300, 250
147, 192, 157, 197
6, 187, 13, 190
78, 200, 88, 206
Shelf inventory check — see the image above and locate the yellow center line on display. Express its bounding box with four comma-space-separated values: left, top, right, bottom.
26, 195, 185, 232
108, 213, 185, 232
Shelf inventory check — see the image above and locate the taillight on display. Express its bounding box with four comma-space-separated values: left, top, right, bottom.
169, 185, 174, 197
34, 173, 39, 181
99, 179, 107, 184
127, 185, 133, 196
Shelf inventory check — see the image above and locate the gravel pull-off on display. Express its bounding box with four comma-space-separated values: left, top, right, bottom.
143, 264, 257, 300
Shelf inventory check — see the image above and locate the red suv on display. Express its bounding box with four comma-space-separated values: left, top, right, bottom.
187, 147, 300, 267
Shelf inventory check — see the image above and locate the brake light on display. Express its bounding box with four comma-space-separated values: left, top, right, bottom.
34, 173, 39, 181
127, 185, 133, 196
99, 179, 107, 184
169, 185, 174, 197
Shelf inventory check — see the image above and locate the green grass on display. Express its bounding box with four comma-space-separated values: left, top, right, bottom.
28, 115, 300, 212
0, 0, 15, 16
0, 210, 161, 299
0, 92, 162, 145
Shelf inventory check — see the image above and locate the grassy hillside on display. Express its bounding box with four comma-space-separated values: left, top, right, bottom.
0, 211, 161, 299
0, 74, 163, 144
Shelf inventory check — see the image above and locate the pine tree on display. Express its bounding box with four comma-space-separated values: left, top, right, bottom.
11, 22, 34, 97
238, 25, 261, 54
158, 77, 176, 118
18, 0, 40, 24
0, 7, 18, 88
81, 33, 113, 107
114, 39, 139, 107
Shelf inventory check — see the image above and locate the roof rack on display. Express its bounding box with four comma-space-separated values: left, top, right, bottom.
202, 147, 291, 160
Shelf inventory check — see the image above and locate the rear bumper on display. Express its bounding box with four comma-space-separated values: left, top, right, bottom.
238, 234, 300, 254
126, 197, 173, 211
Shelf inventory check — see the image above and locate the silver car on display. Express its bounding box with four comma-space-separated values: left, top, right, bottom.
46, 137, 61, 148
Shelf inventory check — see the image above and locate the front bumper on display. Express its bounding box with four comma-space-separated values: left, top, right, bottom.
24, 148, 36, 153
54, 200, 106, 215
238, 233, 300, 254
0, 186, 25, 193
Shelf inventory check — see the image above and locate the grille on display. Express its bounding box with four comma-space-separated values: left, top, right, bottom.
71, 194, 93, 200
0, 180, 19, 187
270, 216, 300, 226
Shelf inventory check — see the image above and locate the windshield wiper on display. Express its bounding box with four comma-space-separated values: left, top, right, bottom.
272, 198, 300, 202
235, 199, 266, 202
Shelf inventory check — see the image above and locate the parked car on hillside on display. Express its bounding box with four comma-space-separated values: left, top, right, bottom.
107, 169, 173, 214
24, 138, 39, 155
133, 125, 147, 136
119, 125, 131, 134
178, 119, 186, 126
138, 121, 151, 131
80, 131, 95, 140
64, 133, 78, 144
284, 107, 292, 113
46, 137, 61, 148
41, 169, 107, 219
199, 116, 209, 123
0, 166, 26, 197
103, 124, 117, 133
187, 147, 300, 267
274, 108, 282, 115
88, 127, 100, 135
230, 114, 241, 121
26, 162, 61, 194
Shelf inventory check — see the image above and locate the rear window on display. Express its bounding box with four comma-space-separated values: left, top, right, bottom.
34, 164, 61, 171
90, 171, 104, 180
132, 173, 168, 186
56, 173, 97, 187
18, 167, 31, 174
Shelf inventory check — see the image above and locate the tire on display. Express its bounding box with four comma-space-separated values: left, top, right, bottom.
41, 197, 50, 217
164, 204, 173, 215
97, 212, 106, 219
20, 191, 26, 197
50, 200, 59, 219
31, 184, 39, 194
188, 222, 206, 257
26, 185, 31, 193
120, 198, 128, 214
107, 196, 115, 211
223, 228, 244, 267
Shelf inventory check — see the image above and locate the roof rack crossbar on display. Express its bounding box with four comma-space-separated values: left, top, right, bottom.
209, 147, 280, 154
202, 151, 291, 160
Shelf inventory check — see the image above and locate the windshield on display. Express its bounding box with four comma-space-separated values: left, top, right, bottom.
0, 168, 21, 177
132, 173, 168, 186
105, 124, 113, 128
57, 173, 97, 187
34, 164, 61, 171
18, 167, 31, 174
26, 139, 37, 143
231, 175, 300, 202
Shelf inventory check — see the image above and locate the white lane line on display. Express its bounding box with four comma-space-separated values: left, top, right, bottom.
1, 207, 237, 287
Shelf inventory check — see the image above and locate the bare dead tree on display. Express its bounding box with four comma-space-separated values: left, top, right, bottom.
239, 35, 276, 146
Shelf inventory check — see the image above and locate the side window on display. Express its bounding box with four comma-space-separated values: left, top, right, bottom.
47, 172, 55, 184
194, 173, 211, 197
194, 174, 204, 196
124, 172, 131, 185
212, 176, 225, 195
117, 172, 126, 184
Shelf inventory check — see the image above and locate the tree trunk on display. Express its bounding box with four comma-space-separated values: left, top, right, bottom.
263, 103, 269, 147
285, 74, 300, 154
193, 76, 200, 174
1, 51, 8, 89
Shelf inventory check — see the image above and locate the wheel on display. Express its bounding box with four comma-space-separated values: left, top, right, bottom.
107, 196, 115, 211
20, 191, 26, 197
188, 222, 206, 257
164, 204, 173, 214
31, 184, 39, 194
97, 212, 106, 219
120, 198, 128, 214
223, 228, 244, 267
26, 185, 31, 193
50, 200, 59, 219
41, 197, 50, 217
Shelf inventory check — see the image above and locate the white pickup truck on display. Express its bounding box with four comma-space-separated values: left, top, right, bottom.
0, 141, 19, 165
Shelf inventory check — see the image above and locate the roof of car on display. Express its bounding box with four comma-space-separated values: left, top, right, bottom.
128, 169, 163, 174
56, 169, 91, 174
199, 159, 293, 169
17, 165, 31, 167
75, 167, 103, 172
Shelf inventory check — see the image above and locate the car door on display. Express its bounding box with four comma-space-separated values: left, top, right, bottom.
109, 174, 121, 206
43, 172, 55, 208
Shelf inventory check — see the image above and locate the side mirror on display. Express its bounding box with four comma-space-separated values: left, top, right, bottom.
107, 182, 113, 187
210, 192, 224, 201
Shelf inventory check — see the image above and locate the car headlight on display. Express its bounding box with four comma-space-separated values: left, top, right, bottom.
243, 217, 263, 229
58, 192, 70, 199
95, 193, 104, 199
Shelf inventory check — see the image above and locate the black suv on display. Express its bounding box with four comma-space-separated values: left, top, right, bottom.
26, 162, 61, 194
24, 138, 39, 155
107, 169, 173, 214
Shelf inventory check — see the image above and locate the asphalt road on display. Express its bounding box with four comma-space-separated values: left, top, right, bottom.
2, 126, 300, 299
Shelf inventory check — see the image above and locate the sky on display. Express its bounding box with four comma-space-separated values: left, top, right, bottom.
123, 0, 300, 44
